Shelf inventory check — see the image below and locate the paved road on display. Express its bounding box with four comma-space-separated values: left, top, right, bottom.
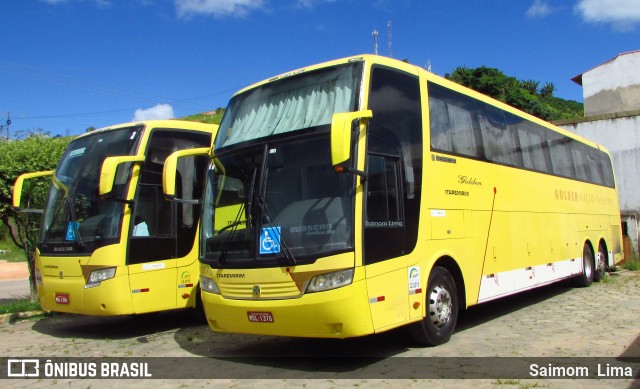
0, 278, 30, 303
1, 271, 639, 388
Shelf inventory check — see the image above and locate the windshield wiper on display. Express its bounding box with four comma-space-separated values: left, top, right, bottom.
255, 144, 296, 266
67, 196, 85, 247
255, 191, 296, 266
216, 167, 257, 265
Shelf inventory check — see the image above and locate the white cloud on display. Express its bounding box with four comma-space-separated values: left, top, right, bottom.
132, 104, 175, 121
526, 0, 552, 18
295, 0, 337, 8
575, 0, 640, 30
175, 0, 265, 18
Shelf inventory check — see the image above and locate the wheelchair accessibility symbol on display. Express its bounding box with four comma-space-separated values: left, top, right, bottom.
260, 226, 281, 255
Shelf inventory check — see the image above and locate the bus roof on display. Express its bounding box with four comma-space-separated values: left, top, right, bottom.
74, 119, 217, 140
230, 54, 608, 156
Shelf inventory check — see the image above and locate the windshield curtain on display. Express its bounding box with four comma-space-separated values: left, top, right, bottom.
215, 62, 362, 149
39, 127, 142, 253
202, 136, 355, 267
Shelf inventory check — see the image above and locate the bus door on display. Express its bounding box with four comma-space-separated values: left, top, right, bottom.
363, 66, 423, 330
127, 129, 210, 312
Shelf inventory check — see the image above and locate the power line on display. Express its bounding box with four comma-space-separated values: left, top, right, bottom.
0, 59, 227, 112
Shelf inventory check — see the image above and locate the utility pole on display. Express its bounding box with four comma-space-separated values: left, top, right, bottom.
387, 21, 393, 58
372, 30, 379, 55
6, 112, 10, 140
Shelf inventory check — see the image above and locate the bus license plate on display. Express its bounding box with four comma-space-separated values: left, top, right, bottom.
55, 293, 69, 305
248, 311, 274, 323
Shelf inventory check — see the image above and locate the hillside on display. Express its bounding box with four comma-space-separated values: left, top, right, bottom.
181, 108, 225, 125
445, 66, 583, 121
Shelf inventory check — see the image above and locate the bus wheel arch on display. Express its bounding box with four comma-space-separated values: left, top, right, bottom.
408, 257, 464, 346
594, 239, 608, 282
573, 241, 595, 287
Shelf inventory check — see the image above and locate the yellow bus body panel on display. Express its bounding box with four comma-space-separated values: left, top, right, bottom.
200, 253, 376, 338
202, 274, 373, 338
200, 55, 624, 339
32, 120, 215, 316
36, 244, 201, 315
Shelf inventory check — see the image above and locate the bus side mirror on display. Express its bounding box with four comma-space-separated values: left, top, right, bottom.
163, 147, 210, 202
99, 156, 145, 197
331, 110, 372, 176
12, 171, 54, 211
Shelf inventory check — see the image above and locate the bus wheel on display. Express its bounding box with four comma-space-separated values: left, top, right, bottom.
408, 266, 458, 346
594, 244, 607, 282
573, 244, 594, 287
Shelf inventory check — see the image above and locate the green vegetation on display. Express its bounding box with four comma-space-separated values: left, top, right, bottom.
0, 298, 41, 315
622, 257, 640, 271
181, 108, 225, 125
445, 66, 583, 121
0, 135, 72, 298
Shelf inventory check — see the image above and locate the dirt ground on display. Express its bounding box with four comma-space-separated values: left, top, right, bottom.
0, 260, 28, 281
0, 270, 639, 389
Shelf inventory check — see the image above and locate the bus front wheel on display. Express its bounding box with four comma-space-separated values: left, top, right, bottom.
408, 266, 458, 346
573, 244, 594, 287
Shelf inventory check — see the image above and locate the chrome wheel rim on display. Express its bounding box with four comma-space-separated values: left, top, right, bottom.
429, 284, 452, 328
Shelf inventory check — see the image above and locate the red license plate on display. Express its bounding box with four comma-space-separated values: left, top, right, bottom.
55, 293, 69, 305
247, 311, 274, 323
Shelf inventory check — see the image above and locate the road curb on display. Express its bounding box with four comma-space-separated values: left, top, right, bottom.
0, 310, 44, 324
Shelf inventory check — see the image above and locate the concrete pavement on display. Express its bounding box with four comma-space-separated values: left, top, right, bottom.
0, 260, 31, 302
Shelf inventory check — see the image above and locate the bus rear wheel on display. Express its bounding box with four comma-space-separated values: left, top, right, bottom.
408, 266, 458, 346
573, 244, 594, 287
594, 243, 607, 282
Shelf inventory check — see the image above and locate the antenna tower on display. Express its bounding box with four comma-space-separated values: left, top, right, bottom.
387, 21, 393, 58
372, 30, 379, 55
5, 112, 10, 140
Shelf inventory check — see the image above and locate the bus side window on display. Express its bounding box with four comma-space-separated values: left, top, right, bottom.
366, 154, 402, 224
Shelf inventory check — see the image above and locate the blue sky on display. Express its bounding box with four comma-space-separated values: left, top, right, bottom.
1, 0, 639, 137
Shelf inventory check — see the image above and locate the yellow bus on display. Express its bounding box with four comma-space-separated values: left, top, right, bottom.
166, 55, 623, 345
13, 120, 216, 316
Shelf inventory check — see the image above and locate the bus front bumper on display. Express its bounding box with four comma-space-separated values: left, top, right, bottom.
37, 274, 134, 316
201, 280, 374, 339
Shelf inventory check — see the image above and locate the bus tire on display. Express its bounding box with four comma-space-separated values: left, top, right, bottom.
594, 243, 607, 282
408, 266, 458, 346
573, 244, 594, 287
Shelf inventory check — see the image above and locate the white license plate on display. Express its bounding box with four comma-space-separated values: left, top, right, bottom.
247, 311, 274, 323
55, 293, 69, 304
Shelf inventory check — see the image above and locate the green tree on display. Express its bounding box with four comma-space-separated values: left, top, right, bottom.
0, 135, 71, 298
445, 66, 582, 121
540, 82, 555, 98
520, 80, 540, 95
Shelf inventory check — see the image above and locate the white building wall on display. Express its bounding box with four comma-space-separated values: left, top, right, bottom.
582, 52, 640, 116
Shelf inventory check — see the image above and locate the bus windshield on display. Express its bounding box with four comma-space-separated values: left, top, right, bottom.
202, 136, 355, 267
202, 63, 363, 267
40, 127, 142, 253
215, 62, 362, 149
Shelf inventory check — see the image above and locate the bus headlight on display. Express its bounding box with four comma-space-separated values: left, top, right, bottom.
88, 267, 116, 283
306, 269, 354, 293
200, 276, 220, 294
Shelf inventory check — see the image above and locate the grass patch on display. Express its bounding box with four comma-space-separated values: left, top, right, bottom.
0, 235, 26, 262
0, 298, 40, 314
622, 257, 640, 271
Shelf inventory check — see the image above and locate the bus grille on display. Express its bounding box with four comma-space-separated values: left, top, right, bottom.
220, 281, 301, 299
